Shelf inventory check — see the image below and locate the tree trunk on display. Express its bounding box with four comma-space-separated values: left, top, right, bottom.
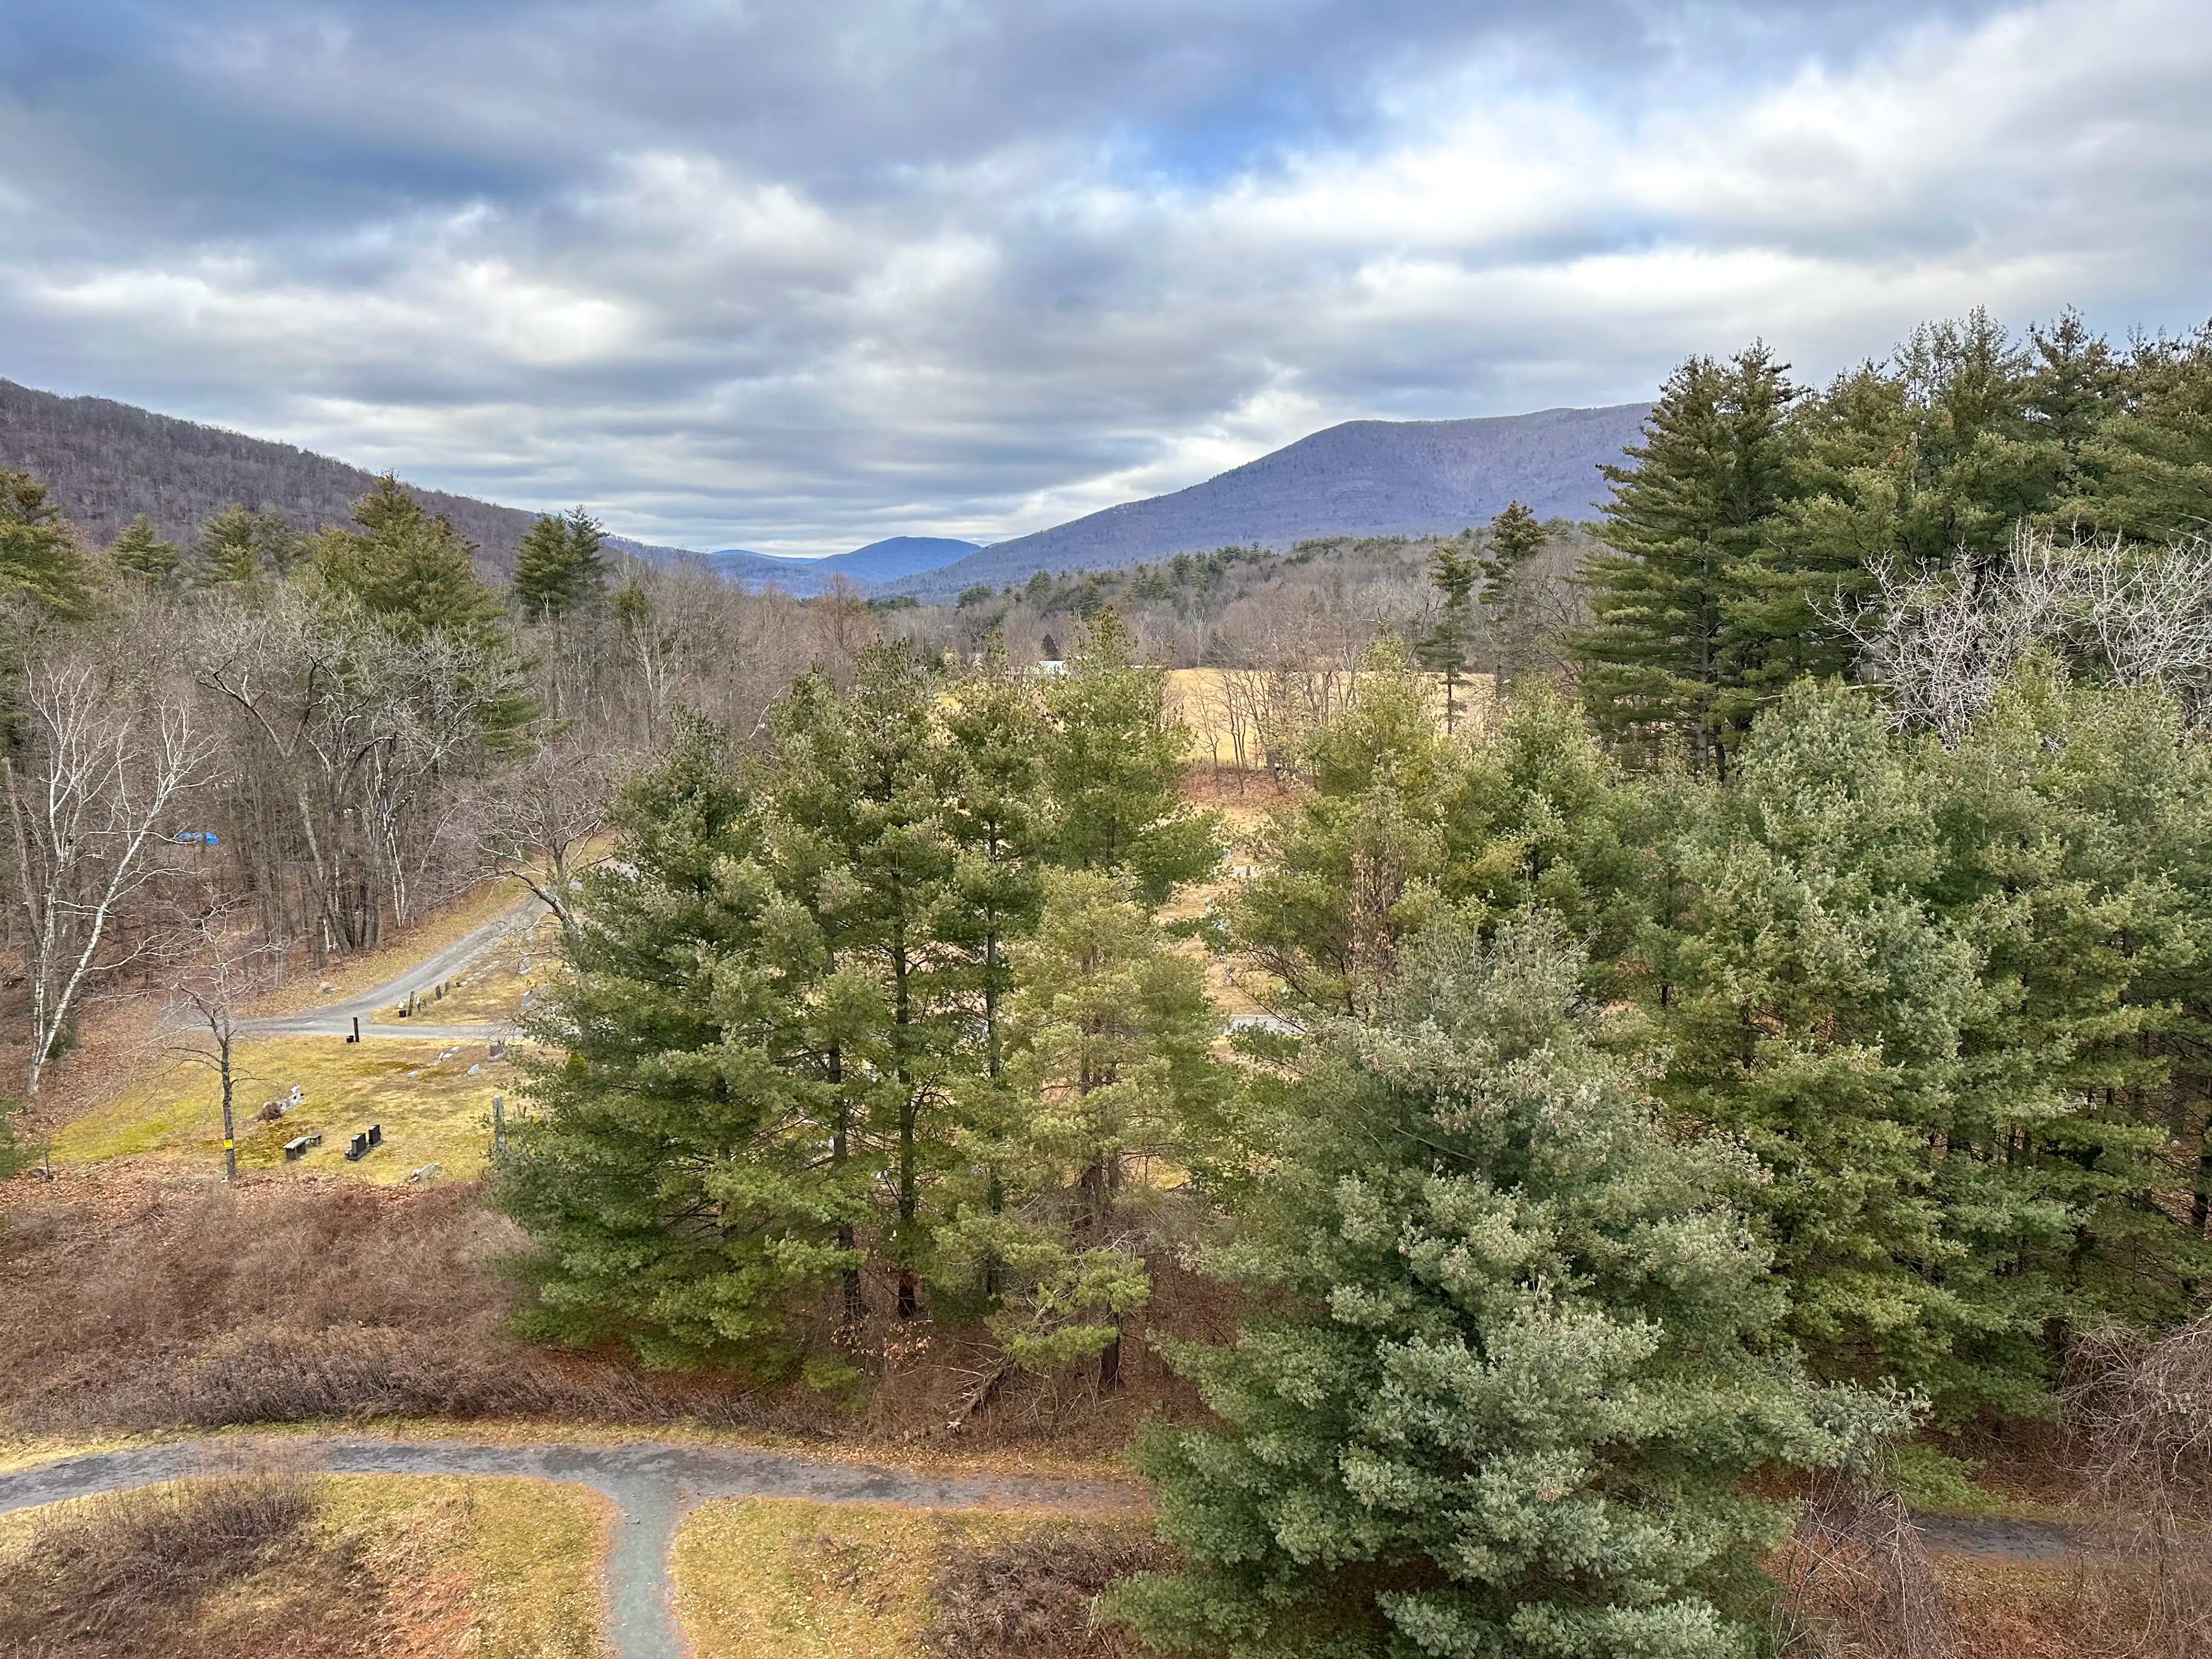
220, 1039, 238, 1184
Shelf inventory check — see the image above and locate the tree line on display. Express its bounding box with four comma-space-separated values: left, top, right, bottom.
500, 306, 2212, 1657
0, 466, 853, 1123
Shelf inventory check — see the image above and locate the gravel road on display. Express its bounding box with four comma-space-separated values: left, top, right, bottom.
235, 899, 544, 1040
0, 1435, 1148, 1659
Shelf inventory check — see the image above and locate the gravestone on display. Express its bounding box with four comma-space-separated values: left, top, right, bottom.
344, 1132, 369, 1161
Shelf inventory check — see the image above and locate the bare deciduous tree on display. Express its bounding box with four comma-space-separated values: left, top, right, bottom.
165, 900, 284, 1183
478, 737, 615, 937
3, 654, 217, 1096
1835, 528, 2212, 745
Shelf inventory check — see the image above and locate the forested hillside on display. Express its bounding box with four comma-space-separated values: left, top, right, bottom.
0, 377, 686, 578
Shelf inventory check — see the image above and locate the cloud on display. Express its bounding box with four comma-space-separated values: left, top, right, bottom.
0, 0, 2203, 553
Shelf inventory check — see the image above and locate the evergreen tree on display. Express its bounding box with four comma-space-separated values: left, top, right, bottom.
500, 719, 862, 1378
1109, 918, 1889, 1658
939, 641, 1056, 1111
1238, 660, 1652, 1019
1046, 608, 1219, 904
109, 513, 180, 586
1575, 346, 1796, 775
1236, 642, 1464, 1016
2070, 324, 2212, 542
759, 646, 969, 1321
1416, 532, 1479, 732
319, 475, 507, 644
940, 870, 1222, 1388
512, 506, 609, 619
1476, 499, 1547, 681
0, 469, 88, 616
190, 503, 301, 589
1649, 684, 1991, 1410
1925, 663, 2212, 1396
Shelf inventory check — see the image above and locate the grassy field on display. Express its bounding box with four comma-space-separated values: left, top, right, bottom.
1164, 665, 1487, 771
673, 1497, 1155, 1659
51, 1032, 517, 1182
43, 878, 558, 1183
0, 1472, 612, 1659
434, 907, 563, 1022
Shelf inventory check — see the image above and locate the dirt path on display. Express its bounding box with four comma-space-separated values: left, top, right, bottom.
0, 1435, 1147, 1659
235, 897, 545, 1040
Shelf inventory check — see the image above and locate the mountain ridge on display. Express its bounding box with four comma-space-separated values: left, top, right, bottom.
887, 403, 1649, 599
0, 378, 693, 578
701, 535, 982, 594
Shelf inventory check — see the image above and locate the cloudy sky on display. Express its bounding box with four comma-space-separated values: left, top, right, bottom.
3, 0, 2209, 554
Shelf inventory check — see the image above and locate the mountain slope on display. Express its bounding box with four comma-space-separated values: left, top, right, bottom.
0, 378, 688, 578
818, 536, 980, 582
891, 403, 1649, 598
701, 535, 982, 595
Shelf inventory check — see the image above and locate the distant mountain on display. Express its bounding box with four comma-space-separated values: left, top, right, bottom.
821, 536, 981, 582
700, 535, 981, 596
888, 403, 1650, 599
0, 377, 691, 579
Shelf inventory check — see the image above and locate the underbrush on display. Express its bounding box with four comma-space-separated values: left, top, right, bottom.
0, 1172, 1220, 1449
925, 1524, 1169, 1658
0, 1177, 721, 1433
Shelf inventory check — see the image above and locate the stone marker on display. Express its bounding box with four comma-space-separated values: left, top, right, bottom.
344, 1132, 369, 1161
283, 1132, 323, 1161
366, 1123, 382, 1147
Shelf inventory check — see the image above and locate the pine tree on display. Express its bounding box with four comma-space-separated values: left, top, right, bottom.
2070, 324, 2212, 542
939, 640, 1056, 1095
190, 503, 301, 589
848, 646, 967, 1317
1046, 608, 1220, 903
1416, 532, 1479, 732
0, 469, 88, 616
1575, 346, 1796, 775
1109, 918, 1889, 1658
1476, 499, 1547, 681
319, 475, 508, 644
512, 507, 609, 620
109, 514, 180, 586
1923, 662, 2212, 1401
500, 718, 863, 1378
1236, 642, 1463, 1016
939, 870, 1222, 1388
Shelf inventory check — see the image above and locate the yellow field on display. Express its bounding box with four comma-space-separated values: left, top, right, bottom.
1164, 666, 1486, 770
52, 1033, 517, 1183
673, 1498, 1097, 1659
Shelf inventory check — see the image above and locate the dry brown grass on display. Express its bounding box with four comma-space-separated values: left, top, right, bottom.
0, 1167, 1228, 1455
0, 1474, 377, 1659
0, 1173, 733, 1434
923, 1522, 1168, 1658
1774, 1472, 1959, 1658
